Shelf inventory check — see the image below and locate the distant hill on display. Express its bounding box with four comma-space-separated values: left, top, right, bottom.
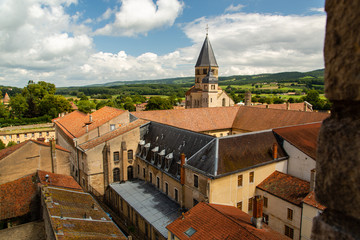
83, 69, 324, 87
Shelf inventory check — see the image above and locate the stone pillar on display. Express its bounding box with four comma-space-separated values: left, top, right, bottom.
312, 1, 360, 239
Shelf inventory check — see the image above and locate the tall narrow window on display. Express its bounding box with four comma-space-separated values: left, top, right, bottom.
237, 201, 242, 210
156, 177, 160, 189
149, 172, 152, 184
285, 225, 294, 239
127, 150, 133, 160
249, 171, 254, 183
143, 168, 146, 179
113, 168, 120, 182
174, 188, 178, 202
238, 175, 243, 187
137, 164, 140, 175
145, 222, 149, 237
113, 152, 120, 162
194, 174, 199, 188
287, 208, 293, 220
165, 182, 169, 195
248, 198, 253, 211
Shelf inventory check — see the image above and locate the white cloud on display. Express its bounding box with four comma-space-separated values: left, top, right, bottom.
310, 7, 324, 13
225, 4, 245, 12
95, 0, 184, 36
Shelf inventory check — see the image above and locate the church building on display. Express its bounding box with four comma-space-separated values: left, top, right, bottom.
185, 34, 234, 108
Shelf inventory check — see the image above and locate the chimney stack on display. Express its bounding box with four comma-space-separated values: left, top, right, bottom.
273, 143, 278, 160
251, 195, 263, 229
286, 101, 290, 110
45, 174, 50, 183
89, 114, 93, 122
180, 153, 185, 185
310, 169, 316, 192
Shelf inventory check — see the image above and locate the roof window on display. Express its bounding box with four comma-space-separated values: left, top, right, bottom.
184, 227, 197, 237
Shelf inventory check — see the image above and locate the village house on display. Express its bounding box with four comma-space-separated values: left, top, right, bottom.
0, 139, 70, 184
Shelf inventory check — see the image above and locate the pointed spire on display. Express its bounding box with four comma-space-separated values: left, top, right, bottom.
195, 34, 218, 67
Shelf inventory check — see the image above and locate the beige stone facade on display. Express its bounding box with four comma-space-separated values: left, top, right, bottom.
0, 140, 70, 184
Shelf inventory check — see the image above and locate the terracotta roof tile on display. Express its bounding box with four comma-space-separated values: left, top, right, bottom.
37, 170, 82, 190
53, 106, 126, 139
273, 122, 321, 160
78, 119, 148, 151
232, 106, 329, 132
257, 171, 310, 206
166, 202, 288, 240
133, 106, 240, 132
303, 191, 326, 210
0, 173, 38, 220
252, 102, 310, 111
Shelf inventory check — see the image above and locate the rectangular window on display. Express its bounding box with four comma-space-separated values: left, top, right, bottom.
149, 172, 152, 184
113, 152, 120, 162
165, 182, 169, 195
194, 174, 199, 188
174, 188, 178, 202
248, 198, 253, 211
39, 132, 42, 137
156, 176, 160, 189
145, 222, 149, 237
238, 175, 243, 187
143, 168, 146, 179
249, 171, 254, 183
263, 213, 269, 224
285, 225, 294, 239
137, 164, 140, 175
211, 85, 215, 90
24, 133, 27, 138
264, 196, 268, 208
287, 208, 293, 220
237, 201, 242, 210
46, 131, 49, 136
127, 150, 133, 159
16, 134, 19, 138
203, 69, 207, 74
110, 124, 115, 131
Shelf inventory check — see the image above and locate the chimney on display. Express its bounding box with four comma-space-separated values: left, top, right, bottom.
304, 102, 307, 112
286, 101, 290, 110
50, 138, 56, 173
266, 104, 269, 109
251, 195, 263, 229
310, 169, 316, 192
45, 174, 50, 183
86, 125, 89, 133
89, 114, 93, 122
180, 153, 185, 185
273, 143, 278, 160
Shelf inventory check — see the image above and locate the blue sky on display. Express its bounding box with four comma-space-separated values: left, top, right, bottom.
0, 0, 325, 87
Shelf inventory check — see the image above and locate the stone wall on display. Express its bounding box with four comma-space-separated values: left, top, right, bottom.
312, 1, 360, 239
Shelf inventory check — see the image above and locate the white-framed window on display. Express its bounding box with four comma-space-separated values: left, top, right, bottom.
110, 124, 115, 131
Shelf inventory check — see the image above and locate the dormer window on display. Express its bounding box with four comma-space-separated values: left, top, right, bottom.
165, 152, 173, 171
143, 143, 150, 158
151, 146, 159, 163
158, 149, 165, 167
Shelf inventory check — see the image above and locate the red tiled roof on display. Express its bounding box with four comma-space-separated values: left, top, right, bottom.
53, 106, 126, 139
232, 106, 329, 132
257, 171, 310, 206
166, 202, 288, 240
37, 170, 82, 190
273, 122, 321, 160
0, 140, 70, 161
133, 106, 240, 132
252, 102, 311, 111
3, 93, 10, 103
78, 119, 148, 151
303, 191, 326, 210
0, 173, 38, 220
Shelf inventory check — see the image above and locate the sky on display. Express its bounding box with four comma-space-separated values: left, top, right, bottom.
0, 0, 326, 87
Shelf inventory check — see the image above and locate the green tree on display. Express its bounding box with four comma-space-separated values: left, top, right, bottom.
9, 94, 28, 118
7, 141, 17, 148
0, 140, 5, 150
40, 95, 72, 118
0, 104, 9, 118
124, 102, 136, 112
22, 81, 55, 117
287, 97, 295, 103
77, 100, 96, 113
145, 97, 173, 110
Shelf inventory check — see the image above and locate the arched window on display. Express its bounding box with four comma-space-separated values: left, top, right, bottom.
113, 168, 120, 182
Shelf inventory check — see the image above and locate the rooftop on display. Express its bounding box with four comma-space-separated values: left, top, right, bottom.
195, 35, 218, 67
273, 122, 321, 160
257, 171, 310, 206
53, 106, 126, 139
303, 191, 326, 210
110, 179, 182, 238
37, 170, 82, 190
0, 173, 38, 220
186, 130, 288, 178
166, 202, 289, 240
252, 102, 312, 111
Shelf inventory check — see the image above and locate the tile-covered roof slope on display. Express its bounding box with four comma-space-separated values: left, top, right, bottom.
37, 170, 82, 190
0, 140, 69, 161
252, 102, 312, 111
195, 35, 218, 67
138, 122, 215, 180
133, 106, 240, 132
167, 202, 289, 240
78, 119, 148, 151
0, 173, 38, 220
303, 191, 326, 210
257, 171, 310, 206
273, 122, 321, 160
187, 130, 287, 177
53, 106, 126, 139
232, 106, 329, 132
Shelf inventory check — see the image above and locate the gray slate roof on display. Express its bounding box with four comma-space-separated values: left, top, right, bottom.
202, 66, 218, 84
195, 35, 218, 67
110, 180, 181, 238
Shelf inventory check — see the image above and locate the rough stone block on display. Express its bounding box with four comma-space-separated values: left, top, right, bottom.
316, 102, 360, 219
324, 0, 360, 101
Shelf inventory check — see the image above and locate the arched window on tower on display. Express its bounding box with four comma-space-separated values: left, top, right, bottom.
113, 168, 120, 182
203, 68, 207, 74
